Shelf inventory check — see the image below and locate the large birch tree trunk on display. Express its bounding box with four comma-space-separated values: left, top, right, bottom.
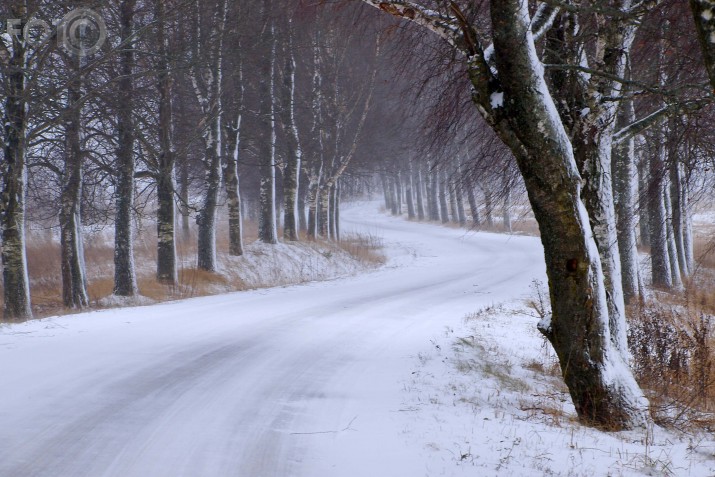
282, 19, 302, 242
612, 98, 641, 304
1, 5, 32, 320
155, 0, 177, 284
60, 55, 89, 309
258, 6, 278, 244
490, 0, 647, 428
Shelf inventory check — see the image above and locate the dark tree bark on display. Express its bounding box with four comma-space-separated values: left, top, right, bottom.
612, 98, 641, 304
466, 182, 480, 227
483, 182, 494, 227
282, 19, 302, 242
60, 54, 89, 309
113, 0, 138, 297
690, 0, 715, 89
637, 154, 650, 248
449, 177, 459, 224
414, 164, 425, 220
155, 0, 177, 284
194, 0, 228, 271
405, 168, 416, 220
1, 8, 32, 320
427, 161, 440, 221
223, 109, 244, 256
258, 6, 278, 244
502, 178, 511, 233
178, 156, 191, 242
648, 135, 672, 289
381, 174, 392, 212
490, 1, 646, 428
438, 171, 449, 224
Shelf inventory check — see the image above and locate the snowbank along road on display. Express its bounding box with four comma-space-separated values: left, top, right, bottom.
0, 203, 545, 477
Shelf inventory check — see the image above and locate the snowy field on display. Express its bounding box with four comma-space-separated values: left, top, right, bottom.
0, 202, 714, 476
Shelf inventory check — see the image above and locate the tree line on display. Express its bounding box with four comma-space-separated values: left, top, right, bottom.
0, 1, 381, 320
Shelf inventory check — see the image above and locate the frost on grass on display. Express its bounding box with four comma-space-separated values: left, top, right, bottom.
397, 304, 715, 476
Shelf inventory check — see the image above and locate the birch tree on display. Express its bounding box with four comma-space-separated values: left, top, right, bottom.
258, 0, 278, 244
0, 2, 32, 320
113, 0, 138, 296
155, 0, 178, 284
192, 0, 229, 270
281, 17, 302, 242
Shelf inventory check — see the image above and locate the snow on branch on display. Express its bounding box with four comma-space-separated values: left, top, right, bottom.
531, 4, 560, 41
359, 1, 464, 51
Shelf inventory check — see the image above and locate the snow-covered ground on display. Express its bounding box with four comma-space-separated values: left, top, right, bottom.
0, 202, 713, 476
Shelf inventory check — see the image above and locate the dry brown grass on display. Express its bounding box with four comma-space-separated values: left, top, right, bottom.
335, 233, 386, 266
1, 217, 382, 321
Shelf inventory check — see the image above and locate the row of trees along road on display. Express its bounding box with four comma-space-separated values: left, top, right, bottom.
3, 0, 715, 430
0, 1, 379, 316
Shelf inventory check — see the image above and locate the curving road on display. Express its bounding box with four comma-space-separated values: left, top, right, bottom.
0, 203, 545, 477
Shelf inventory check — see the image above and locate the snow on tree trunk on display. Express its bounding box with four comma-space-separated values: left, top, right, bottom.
669, 161, 690, 278
61, 56, 89, 309
330, 182, 339, 240
306, 25, 324, 240
197, 141, 221, 271
258, 16, 278, 245
114, 0, 138, 297
155, 0, 177, 285
490, 0, 648, 429
612, 99, 641, 305
318, 185, 331, 238
223, 116, 244, 256
307, 174, 321, 239
194, 0, 228, 270
282, 20, 302, 242
648, 138, 672, 289
298, 169, 308, 233
664, 184, 683, 289
1, 9, 32, 321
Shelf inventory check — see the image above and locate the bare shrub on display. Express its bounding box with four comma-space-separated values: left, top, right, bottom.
628, 304, 715, 429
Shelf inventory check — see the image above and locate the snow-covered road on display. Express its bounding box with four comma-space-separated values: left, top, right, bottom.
0, 203, 545, 477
